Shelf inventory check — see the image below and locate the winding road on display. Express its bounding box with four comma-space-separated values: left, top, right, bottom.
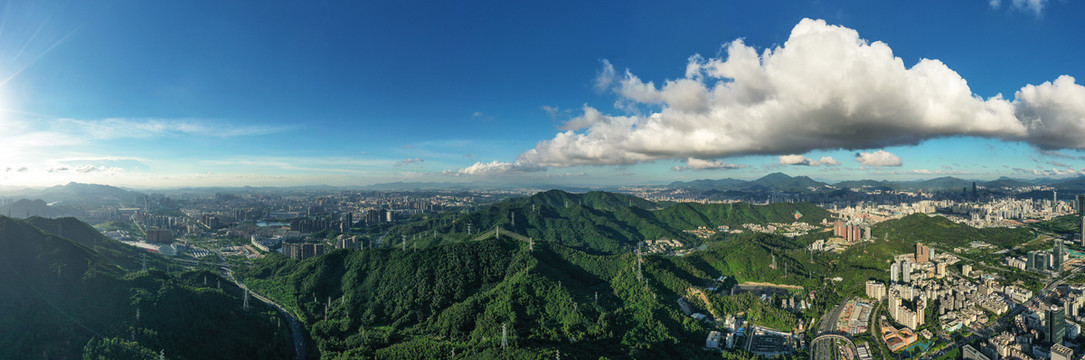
224, 268, 307, 360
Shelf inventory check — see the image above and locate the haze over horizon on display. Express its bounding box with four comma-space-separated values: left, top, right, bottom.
3, 1, 1085, 188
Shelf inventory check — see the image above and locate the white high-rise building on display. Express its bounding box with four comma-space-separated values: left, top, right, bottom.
866, 280, 886, 301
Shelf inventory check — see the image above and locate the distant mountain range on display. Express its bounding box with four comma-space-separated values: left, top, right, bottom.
6, 174, 1085, 197
669, 172, 1085, 193
0, 182, 144, 205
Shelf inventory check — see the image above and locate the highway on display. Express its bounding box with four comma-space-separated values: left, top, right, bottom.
224, 268, 307, 360
811, 302, 849, 360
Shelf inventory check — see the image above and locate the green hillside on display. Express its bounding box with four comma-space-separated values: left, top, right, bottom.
0, 216, 293, 360
24, 216, 172, 271
872, 213, 1032, 249
243, 238, 729, 359
366, 190, 831, 255
244, 227, 887, 359
654, 201, 830, 229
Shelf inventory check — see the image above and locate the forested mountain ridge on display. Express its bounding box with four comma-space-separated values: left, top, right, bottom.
0, 216, 293, 360
367, 190, 831, 254
245, 238, 713, 359
243, 229, 864, 359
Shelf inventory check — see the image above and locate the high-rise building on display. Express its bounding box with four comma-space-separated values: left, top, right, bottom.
282, 243, 326, 261
1081, 216, 1085, 247
866, 280, 886, 301
1054, 239, 1065, 272
891, 261, 901, 283
1051, 343, 1073, 360
902, 261, 913, 283
1077, 194, 1085, 215
916, 243, 931, 263
146, 228, 174, 243
963, 345, 991, 360
1029, 251, 1051, 272
1049, 305, 1066, 345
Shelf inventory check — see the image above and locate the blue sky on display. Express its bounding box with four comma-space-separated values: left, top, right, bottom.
1, 0, 1084, 188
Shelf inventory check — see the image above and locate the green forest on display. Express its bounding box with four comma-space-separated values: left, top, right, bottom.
0, 216, 293, 360
361, 190, 831, 255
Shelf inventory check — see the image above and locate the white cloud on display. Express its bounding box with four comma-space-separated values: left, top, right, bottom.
54, 118, 288, 139
779, 154, 820, 166
1011, 0, 1047, 16
1014, 75, 1085, 149
395, 158, 424, 167
989, 0, 1001, 9
506, 18, 1085, 170
855, 150, 902, 167
515, 19, 1050, 168
1014, 167, 1080, 177
541, 105, 560, 119
777, 154, 839, 166
445, 161, 544, 176
672, 158, 746, 171
594, 59, 616, 92
909, 169, 970, 175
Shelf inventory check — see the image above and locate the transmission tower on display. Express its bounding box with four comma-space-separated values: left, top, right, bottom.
217, 279, 221, 291
243, 289, 250, 311
141, 253, 147, 272
501, 323, 508, 350
203, 276, 207, 286
510, 211, 515, 227
636, 244, 643, 282
529, 237, 533, 251
402, 235, 407, 251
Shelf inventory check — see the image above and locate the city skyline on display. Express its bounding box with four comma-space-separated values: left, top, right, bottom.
2, 1, 1085, 188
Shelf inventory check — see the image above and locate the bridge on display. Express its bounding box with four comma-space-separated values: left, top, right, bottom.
809, 333, 857, 360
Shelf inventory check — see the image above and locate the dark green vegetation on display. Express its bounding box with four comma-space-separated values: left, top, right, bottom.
239, 190, 842, 359
1032, 214, 1080, 237
0, 216, 293, 360
245, 236, 811, 359
364, 189, 831, 255
25, 216, 173, 270
873, 214, 1032, 249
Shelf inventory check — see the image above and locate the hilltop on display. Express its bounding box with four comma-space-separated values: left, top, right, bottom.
0, 198, 61, 218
